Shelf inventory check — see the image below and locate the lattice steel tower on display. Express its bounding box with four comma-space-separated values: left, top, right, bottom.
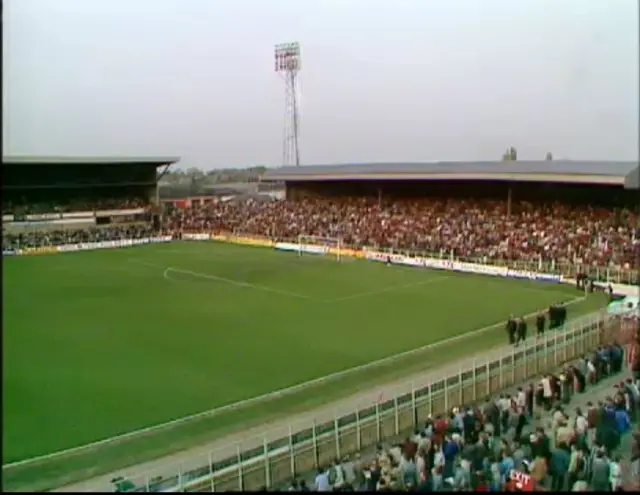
274, 42, 301, 167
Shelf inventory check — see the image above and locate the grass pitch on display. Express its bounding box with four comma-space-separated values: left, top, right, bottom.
2, 241, 606, 490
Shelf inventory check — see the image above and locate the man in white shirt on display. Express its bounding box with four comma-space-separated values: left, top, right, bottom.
541, 375, 552, 409
574, 408, 588, 436
516, 387, 526, 410
315, 467, 331, 492
498, 394, 511, 432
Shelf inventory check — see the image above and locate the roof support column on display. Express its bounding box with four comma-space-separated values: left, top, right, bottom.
507, 186, 513, 217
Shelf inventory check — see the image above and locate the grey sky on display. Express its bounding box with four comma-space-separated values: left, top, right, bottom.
3, 0, 638, 170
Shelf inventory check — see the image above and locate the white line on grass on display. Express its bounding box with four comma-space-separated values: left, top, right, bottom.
325, 276, 451, 303
139, 261, 314, 300
3, 294, 587, 470
140, 259, 447, 303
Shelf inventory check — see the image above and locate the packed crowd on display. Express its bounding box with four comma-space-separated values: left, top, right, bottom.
166, 198, 639, 269
3, 225, 158, 250
287, 342, 638, 492
2, 197, 146, 215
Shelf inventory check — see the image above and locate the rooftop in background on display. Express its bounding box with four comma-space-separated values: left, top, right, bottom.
262, 160, 639, 188
2, 156, 181, 167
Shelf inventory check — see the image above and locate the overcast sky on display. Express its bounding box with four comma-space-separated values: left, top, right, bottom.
3, 0, 638, 170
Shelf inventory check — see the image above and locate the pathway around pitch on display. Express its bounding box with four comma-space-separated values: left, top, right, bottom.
55, 324, 586, 493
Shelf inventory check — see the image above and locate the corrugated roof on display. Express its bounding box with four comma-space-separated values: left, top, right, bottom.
2, 155, 181, 166
625, 166, 640, 189
263, 160, 638, 179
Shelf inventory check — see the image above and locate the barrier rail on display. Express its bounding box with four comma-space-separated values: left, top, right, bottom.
105, 311, 610, 493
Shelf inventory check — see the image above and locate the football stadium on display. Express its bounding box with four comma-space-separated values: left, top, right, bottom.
2, 156, 639, 492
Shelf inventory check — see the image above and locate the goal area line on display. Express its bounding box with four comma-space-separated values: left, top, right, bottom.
2, 295, 586, 470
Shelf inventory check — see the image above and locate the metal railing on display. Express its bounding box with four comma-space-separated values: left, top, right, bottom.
108, 311, 611, 493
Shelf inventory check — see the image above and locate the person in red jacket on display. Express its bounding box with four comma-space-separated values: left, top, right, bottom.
505, 470, 536, 492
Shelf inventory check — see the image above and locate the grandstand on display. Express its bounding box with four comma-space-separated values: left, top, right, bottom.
3, 158, 638, 492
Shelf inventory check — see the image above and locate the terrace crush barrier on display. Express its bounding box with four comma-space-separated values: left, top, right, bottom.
112, 310, 617, 493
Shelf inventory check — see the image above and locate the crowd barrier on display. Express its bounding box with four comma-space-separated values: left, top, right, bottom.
106, 311, 612, 493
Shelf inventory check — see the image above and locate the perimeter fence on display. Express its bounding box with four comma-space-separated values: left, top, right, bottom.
110, 310, 613, 493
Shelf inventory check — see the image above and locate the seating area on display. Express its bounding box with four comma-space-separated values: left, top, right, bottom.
165, 197, 639, 269
2, 197, 146, 216
2, 225, 157, 251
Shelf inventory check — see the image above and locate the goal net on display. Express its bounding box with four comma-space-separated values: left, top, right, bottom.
297, 235, 344, 262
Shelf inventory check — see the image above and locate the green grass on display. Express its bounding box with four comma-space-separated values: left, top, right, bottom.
2, 241, 607, 491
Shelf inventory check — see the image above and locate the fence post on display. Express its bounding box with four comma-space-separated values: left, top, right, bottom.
264, 437, 271, 488
458, 365, 463, 406
554, 330, 559, 367
523, 337, 528, 379
356, 405, 362, 450
288, 425, 295, 478
499, 353, 504, 389
394, 394, 400, 435
472, 358, 477, 401
375, 401, 381, 442
237, 444, 243, 491
428, 383, 433, 417
312, 420, 319, 468
411, 381, 417, 427
334, 412, 341, 460
209, 451, 214, 492
444, 378, 449, 413
543, 330, 549, 370
178, 465, 183, 492
486, 355, 490, 397
511, 345, 516, 385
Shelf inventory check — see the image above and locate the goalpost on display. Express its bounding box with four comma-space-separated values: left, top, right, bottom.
297, 235, 344, 262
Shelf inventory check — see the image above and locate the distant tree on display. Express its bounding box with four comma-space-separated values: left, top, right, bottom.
545, 152, 553, 161
185, 167, 205, 180
502, 147, 517, 161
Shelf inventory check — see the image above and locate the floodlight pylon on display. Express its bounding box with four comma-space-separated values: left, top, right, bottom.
274, 42, 301, 167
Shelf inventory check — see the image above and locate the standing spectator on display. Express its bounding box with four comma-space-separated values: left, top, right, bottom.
590, 449, 611, 492
551, 443, 570, 490
514, 407, 527, 441
609, 455, 622, 491
567, 444, 585, 489
631, 430, 640, 483
314, 467, 331, 492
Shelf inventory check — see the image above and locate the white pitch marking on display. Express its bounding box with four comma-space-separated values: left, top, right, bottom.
130, 259, 314, 300
325, 276, 451, 303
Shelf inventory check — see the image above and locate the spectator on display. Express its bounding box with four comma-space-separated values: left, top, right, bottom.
314, 466, 331, 492
551, 442, 570, 490
164, 196, 638, 269
632, 430, 640, 482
